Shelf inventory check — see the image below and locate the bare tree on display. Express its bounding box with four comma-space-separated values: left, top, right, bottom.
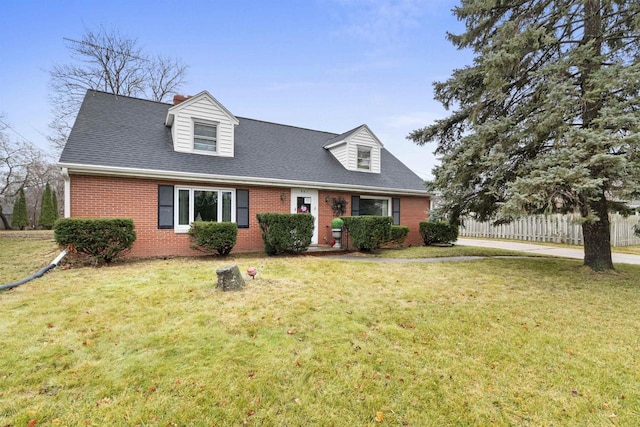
0, 122, 41, 229
49, 26, 188, 152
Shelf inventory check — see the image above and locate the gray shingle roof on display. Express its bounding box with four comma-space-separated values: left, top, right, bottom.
59, 90, 427, 193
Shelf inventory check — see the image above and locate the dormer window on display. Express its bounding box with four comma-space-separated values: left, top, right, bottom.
357, 146, 371, 170
193, 121, 218, 152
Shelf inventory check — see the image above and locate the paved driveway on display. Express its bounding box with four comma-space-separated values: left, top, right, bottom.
458, 238, 640, 265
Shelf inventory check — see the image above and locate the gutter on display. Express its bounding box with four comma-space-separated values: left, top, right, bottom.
58, 162, 432, 197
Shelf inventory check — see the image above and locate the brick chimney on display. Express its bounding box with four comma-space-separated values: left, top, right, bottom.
173, 94, 188, 105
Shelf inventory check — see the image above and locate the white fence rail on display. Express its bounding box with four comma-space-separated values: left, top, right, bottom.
459, 214, 640, 247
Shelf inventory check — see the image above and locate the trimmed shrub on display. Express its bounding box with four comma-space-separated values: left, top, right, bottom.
419, 221, 458, 246
54, 218, 136, 264
257, 213, 314, 255
342, 216, 392, 251
331, 217, 344, 229
388, 225, 409, 247
188, 221, 238, 256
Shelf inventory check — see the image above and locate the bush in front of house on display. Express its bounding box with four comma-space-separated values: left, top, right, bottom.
419, 221, 458, 246
257, 213, 314, 255
54, 218, 136, 264
387, 225, 409, 247
188, 221, 238, 256
342, 216, 392, 251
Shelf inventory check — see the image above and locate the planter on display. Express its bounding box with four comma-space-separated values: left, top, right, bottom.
332, 228, 342, 249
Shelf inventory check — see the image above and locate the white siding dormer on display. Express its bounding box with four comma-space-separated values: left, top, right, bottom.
165, 91, 239, 157
324, 125, 383, 174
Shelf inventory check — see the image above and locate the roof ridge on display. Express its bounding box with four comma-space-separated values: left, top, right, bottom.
88, 89, 173, 105
236, 116, 339, 137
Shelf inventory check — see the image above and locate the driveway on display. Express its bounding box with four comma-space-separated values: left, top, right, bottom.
458, 238, 640, 266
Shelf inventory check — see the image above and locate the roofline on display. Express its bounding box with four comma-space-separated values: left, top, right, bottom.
58, 162, 430, 197
166, 90, 239, 126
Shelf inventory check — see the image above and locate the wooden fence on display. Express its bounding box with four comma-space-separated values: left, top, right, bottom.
459, 214, 640, 247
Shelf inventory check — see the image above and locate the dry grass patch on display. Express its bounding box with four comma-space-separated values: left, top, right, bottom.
1, 237, 640, 425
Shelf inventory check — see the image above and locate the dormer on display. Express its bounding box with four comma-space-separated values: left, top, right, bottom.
165, 91, 239, 157
324, 125, 383, 173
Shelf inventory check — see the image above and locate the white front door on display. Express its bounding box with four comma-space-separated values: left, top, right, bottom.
290, 188, 318, 245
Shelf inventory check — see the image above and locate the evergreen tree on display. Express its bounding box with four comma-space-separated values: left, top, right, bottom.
39, 183, 57, 229
410, 0, 640, 271
11, 188, 29, 230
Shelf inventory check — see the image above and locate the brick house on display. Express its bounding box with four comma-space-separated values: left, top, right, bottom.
58, 90, 430, 257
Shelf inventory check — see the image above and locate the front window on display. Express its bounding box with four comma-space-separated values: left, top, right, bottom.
193, 121, 217, 152
176, 187, 234, 232
357, 146, 371, 170
359, 197, 390, 216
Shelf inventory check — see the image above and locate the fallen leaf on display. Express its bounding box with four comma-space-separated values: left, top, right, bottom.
28, 420, 37, 427
287, 328, 297, 335
375, 411, 384, 422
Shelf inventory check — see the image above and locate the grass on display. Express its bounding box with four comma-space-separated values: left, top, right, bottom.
372, 245, 534, 258
1, 235, 640, 425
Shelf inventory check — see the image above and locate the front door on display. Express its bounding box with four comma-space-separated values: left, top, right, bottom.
290, 188, 318, 244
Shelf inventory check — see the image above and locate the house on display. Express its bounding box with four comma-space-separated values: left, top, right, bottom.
58, 90, 430, 257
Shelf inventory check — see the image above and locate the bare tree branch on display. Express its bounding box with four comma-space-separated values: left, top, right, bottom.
48, 26, 188, 152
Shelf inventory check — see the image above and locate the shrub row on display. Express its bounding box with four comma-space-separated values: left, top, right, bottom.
54, 218, 136, 264
257, 213, 314, 255
188, 221, 238, 256
419, 221, 458, 245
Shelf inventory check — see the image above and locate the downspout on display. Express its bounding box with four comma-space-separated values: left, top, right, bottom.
62, 167, 71, 218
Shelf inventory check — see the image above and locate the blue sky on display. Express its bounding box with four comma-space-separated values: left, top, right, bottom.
0, 0, 471, 179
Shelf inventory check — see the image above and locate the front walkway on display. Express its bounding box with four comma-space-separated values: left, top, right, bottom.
458, 238, 640, 266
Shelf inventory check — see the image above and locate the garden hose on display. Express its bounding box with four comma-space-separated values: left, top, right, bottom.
0, 249, 67, 291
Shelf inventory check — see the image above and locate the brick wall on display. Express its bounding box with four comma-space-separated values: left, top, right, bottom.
69, 174, 429, 257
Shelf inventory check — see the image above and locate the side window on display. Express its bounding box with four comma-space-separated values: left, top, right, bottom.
236, 189, 249, 228
392, 198, 400, 225
158, 185, 174, 229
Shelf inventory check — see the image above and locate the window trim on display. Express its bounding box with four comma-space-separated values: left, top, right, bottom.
174, 186, 236, 233
356, 145, 372, 171
192, 119, 218, 153
358, 195, 391, 217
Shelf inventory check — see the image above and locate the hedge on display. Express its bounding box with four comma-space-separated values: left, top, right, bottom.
256, 213, 314, 255
188, 221, 238, 256
342, 216, 392, 251
419, 221, 458, 246
388, 225, 409, 247
54, 218, 136, 264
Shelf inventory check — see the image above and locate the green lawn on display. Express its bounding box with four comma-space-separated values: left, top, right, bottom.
1, 235, 639, 425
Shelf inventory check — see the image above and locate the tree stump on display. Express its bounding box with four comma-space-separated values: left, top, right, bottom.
215, 265, 245, 291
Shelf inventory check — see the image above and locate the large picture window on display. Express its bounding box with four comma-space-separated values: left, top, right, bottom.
359, 197, 390, 216
175, 187, 235, 232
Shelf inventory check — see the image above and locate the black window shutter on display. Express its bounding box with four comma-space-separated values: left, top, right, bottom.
351, 196, 360, 216
392, 198, 401, 225
158, 185, 174, 229
236, 189, 249, 228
